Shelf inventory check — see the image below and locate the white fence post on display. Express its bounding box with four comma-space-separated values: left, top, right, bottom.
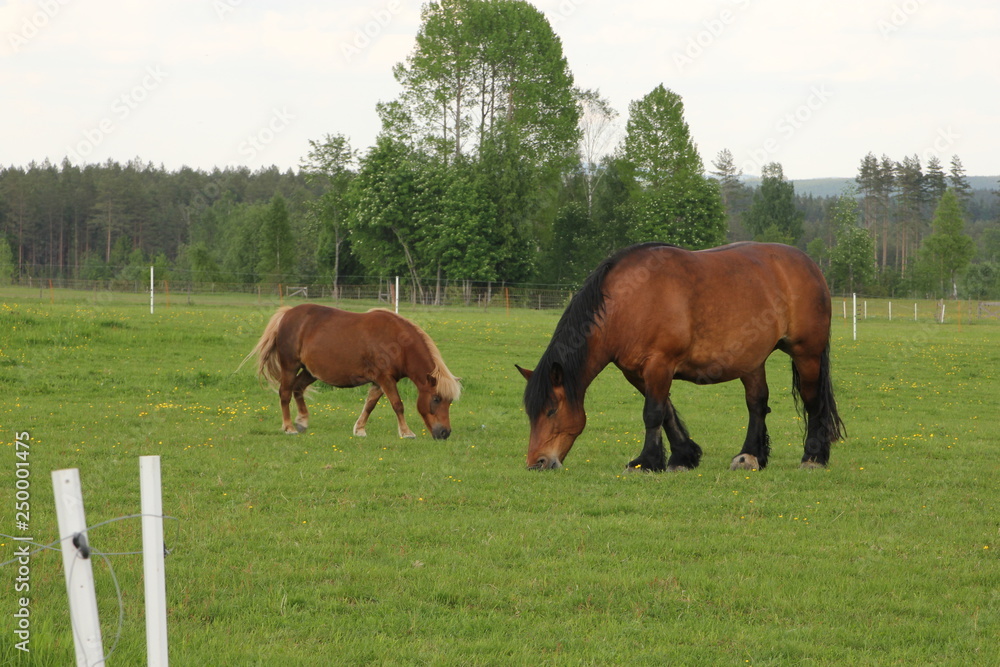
52, 469, 105, 667
394, 275, 400, 313
852, 293, 857, 341
150, 266, 155, 314
141, 456, 169, 666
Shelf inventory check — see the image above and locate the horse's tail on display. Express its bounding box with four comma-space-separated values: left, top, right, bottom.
237, 307, 290, 390
791, 343, 846, 459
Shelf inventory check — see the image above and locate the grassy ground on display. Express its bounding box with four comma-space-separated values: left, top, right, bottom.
0, 288, 997, 665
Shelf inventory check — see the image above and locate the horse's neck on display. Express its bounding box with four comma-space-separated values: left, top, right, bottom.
579, 343, 612, 393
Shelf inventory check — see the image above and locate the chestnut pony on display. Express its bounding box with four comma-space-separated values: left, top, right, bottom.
517, 242, 844, 471
241, 304, 461, 439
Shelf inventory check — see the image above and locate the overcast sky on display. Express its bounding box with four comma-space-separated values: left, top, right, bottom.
3, 0, 997, 180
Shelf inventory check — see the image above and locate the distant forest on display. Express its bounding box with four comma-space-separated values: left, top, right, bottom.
1, 153, 996, 299
3, 0, 999, 300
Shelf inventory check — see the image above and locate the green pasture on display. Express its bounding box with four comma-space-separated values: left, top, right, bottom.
0, 288, 997, 665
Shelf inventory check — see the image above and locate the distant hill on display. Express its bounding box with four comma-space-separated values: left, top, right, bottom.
739, 175, 999, 198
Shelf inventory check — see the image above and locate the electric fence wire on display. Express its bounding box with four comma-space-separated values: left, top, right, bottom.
1, 513, 180, 666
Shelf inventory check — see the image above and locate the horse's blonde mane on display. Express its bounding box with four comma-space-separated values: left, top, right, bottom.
368, 308, 461, 401
415, 326, 462, 401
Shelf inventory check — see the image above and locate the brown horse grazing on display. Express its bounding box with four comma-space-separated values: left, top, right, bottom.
241, 304, 461, 439
517, 242, 844, 471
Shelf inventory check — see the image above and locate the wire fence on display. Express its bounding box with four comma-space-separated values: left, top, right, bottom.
4, 276, 578, 310
4, 276, 1000, 325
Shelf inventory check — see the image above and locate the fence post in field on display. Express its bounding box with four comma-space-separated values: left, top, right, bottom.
150, 266, 155, 314
852, 293, 857, 341
395, 276, 400, 314
52, 468, 105, 667
141, 456, 170, 666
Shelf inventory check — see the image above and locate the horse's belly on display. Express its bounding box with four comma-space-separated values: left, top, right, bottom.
300, 353, 371, 388
672, 340, 776, 385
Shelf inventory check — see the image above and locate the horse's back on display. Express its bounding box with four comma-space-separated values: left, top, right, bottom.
601, 243, 831, 378
276, 304, 400, 387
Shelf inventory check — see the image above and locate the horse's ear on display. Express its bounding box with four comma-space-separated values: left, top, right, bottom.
515, 364, 533, 381
426, 373, 437, 388
549, 362, 564, 387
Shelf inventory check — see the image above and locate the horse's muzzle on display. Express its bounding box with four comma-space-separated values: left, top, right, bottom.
527, 455, 562, 470
432, 425, 451, 440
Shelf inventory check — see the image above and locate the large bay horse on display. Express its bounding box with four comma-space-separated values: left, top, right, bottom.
241, 305, 461, 439
517, 242, 844, 471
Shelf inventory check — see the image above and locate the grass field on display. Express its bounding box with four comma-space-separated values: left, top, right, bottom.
1, 288, 998, 665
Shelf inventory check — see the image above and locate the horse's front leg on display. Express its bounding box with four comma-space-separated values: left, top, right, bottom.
731, 366, 770, 470
353, 385, 383, 437
627, 393, 670, 471
625, 365, 702, 472
380, 380, 416, 438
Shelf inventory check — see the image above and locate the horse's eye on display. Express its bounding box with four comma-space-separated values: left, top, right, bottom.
431, 396, 441, 407
546, 407, 557, 418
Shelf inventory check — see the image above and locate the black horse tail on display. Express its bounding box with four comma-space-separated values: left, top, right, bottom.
791, 343, 845, 465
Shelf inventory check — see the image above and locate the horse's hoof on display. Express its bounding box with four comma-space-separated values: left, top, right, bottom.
400, 433, 417, 439
295, 423, 307, 433
283, 429, 298, 435
730, 454, 759, 471
353, 429, 367, 437
624, 464, 650, 473
799, 460, 826, 470
665, 465, 691, 472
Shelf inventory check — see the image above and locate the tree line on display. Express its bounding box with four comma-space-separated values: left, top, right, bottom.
2, 0, 999, 300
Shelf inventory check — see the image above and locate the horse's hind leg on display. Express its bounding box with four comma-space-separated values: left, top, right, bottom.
291, 370, 316, 432
731, 365, 771, 470
791, 345, 844, 468
353, 385, 383, 437
278, 368, 300, 434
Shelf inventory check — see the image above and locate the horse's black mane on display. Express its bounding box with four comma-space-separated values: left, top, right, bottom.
524, 242, 673, 420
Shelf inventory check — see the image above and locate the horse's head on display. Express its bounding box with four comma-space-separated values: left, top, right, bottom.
416, 374, 454, 440
517, 364, 586, 469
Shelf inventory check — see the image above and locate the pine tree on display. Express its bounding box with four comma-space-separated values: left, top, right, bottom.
710, 149, 751, 240
919, 189, 975, 298
948, 155, 972, 210
742, 163, 803, 244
